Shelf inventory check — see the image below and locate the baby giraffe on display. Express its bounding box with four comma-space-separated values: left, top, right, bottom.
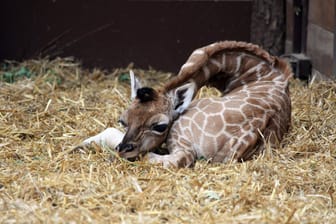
82, 41, 292, 168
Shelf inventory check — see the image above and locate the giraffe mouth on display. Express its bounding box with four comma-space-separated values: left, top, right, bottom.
118, 146, 156, 162
117, 141, 162, 161
118, 145, 141, 161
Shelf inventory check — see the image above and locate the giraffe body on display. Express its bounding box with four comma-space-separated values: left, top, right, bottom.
146, 42, 292, 167
112, 41, 292, 168
153, 81, 290, 167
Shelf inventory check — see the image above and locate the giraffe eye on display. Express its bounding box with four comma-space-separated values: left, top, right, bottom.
118, 119, 127, 127
152, 123, 168, 133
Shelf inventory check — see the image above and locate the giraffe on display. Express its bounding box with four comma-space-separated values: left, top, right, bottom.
83, 41, 292, 168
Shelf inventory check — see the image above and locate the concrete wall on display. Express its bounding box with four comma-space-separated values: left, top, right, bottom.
306, 0, 335, 78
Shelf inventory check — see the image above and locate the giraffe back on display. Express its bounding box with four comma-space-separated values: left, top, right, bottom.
163, 41, 292, 95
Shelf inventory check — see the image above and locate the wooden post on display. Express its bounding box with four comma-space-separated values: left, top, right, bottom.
292, 0, 308, 53
250, 0, 286, 55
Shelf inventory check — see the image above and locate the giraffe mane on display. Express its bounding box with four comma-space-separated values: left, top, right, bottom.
163, 41, 290, 92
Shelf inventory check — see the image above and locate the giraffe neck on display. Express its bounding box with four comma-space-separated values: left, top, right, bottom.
163, 41, 292, 95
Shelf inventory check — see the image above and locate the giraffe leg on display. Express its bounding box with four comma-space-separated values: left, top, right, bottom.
147, 149, 197, 168
77, 128, 125, 150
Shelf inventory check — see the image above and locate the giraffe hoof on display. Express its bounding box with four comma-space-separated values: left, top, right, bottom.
147, 153, 177, 168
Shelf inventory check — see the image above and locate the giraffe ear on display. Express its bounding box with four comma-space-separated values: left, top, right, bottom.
169, 82, 196, 116
130, 70, 142, 100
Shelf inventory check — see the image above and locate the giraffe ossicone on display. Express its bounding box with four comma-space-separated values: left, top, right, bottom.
81, 41, 292, 168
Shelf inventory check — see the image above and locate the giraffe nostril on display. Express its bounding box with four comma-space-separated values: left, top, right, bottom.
117, 143, 134, 153
116, 144, 121, 152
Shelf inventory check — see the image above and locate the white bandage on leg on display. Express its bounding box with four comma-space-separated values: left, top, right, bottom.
79, 128, 125, 149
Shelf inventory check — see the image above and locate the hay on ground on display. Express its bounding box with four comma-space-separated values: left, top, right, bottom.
0, 58, 335, 223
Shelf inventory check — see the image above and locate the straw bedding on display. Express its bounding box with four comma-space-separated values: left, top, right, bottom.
0, 58, 335, 223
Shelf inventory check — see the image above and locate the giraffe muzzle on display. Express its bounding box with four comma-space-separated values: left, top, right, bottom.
116, 143, 134, 153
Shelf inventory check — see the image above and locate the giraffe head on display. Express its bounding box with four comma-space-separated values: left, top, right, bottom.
116, 71, 195, 160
